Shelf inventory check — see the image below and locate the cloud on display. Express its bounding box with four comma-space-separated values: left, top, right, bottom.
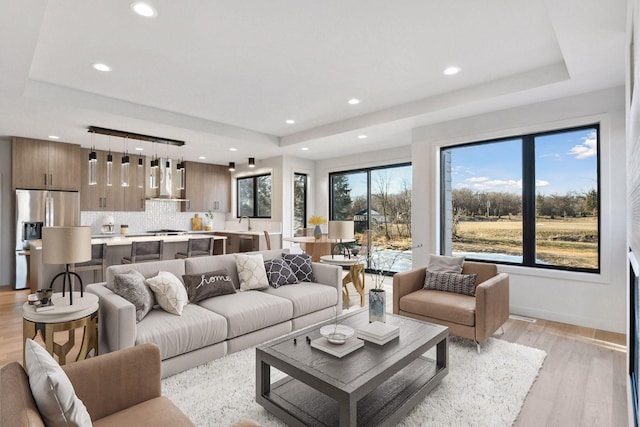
535, 180, 550, 187
467, 176, 489, 182
456, 177, 522, 192
568, 131, 597, 159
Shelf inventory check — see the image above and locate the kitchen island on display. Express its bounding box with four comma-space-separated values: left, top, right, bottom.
28, 233, 227, 292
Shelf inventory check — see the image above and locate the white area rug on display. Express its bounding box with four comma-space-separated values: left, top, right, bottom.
162, 337, 546, 426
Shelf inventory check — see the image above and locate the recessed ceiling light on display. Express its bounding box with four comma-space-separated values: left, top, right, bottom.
301, 147, 309, 151
131, 2, 157, 17
92, 63, 112, 72
443, 66, 461, 76
229, 147, 237, 151
357, 135, 367, 140
48, 135, 60, 140
285, 119, 296, 124
135, 147, 144, 151
199, 156, 206, 160
348, 98, 361, 105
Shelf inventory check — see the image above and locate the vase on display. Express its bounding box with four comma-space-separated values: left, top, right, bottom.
369, 289, 386, 323
313, 225, 322, 240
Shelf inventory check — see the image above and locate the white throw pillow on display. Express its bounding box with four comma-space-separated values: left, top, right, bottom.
428, 254, 465, 274
146, 271, 189, 315
234, 253, 269, 291
25, 338, 93, 427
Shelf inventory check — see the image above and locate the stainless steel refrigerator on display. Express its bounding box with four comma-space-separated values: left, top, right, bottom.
15, 189, 80, 289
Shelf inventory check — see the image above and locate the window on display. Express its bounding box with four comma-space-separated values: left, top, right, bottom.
237, 174, 271, 218
441, 124, 600, 272
330, 163, 412, 272
293, 173, 307, 233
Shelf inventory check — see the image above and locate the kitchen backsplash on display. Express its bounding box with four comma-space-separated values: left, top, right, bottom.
81, 200, 226, 234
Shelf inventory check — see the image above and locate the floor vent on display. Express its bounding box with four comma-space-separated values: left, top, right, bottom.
509, 314, 537, 323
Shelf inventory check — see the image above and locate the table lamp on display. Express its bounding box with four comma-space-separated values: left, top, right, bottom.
328, 220, 354, 259
42, 226, 92, 305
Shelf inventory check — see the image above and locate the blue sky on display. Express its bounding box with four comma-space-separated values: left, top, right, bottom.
450, 128, 598, 196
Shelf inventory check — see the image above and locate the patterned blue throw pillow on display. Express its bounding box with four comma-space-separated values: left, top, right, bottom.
282, 253, 316, 283
264, 259, 299, 288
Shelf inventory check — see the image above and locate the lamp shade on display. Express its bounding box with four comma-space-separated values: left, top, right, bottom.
328, 221, 354, 240
42, 226, 92, 265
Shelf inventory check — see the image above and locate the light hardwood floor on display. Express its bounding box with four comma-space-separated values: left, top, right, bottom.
1, 284, 628, 426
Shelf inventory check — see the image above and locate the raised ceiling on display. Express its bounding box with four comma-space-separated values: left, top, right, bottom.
0, 0, 627, 164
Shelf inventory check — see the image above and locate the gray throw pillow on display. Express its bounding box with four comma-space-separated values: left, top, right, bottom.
282, 253, 316, 283
264, 259, 299, 288
182, 269, 236, 303
423, 271, 478, 296
107, 270, 155, 322
428, 254, 465, 273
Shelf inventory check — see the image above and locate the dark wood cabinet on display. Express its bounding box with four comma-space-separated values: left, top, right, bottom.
12, 137, 81, 191
181, 161, 230, 213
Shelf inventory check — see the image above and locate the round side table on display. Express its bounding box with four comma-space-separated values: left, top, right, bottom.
23, 292, 99, 366
320, 255, 365, 309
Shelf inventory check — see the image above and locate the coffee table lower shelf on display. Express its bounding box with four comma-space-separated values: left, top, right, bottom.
259, 355, 446, 427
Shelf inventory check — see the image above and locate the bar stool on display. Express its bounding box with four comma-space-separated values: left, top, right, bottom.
122, 240, 164, 264
174, 237, 214, 259
70, 243, 107, 282
263, 231, 271, 250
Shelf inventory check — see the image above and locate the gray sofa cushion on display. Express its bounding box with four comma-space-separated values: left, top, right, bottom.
107, 259, 186, 286
135, 304, 227, 360
107, 271, 155, 322
263, 282, 338, 317
197, 291, 293, 339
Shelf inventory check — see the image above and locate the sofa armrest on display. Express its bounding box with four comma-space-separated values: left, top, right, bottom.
393, 267, 426, 314
475, 272, 510, 343
0, 362, 45, 427
86, 282, 136, 354
311, 262, 342, 311
62, 343, 161, 422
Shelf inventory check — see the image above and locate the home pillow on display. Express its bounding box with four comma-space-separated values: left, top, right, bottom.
182, 269, 236, 303
427, 254, 465, 274
282, 253, 316, 282
264, 259, 299, 288
25, 338, 92, 427
234, 253, 269, 291
423, 271, 478, 296
107, 270, 155, 322
146, 271, 189, 315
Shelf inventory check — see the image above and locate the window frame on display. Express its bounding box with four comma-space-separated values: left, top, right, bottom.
236, 173, 272, 219
293, 172, 308, 230
440, 123, 601, 273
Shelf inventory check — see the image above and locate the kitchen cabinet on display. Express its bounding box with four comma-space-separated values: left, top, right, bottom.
80, 148, 145, 211
12, 137, 81, 191
213, 232, 263, 253
181, 161, 230, 213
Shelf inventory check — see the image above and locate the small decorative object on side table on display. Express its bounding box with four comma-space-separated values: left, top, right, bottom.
308, 215, 327, 240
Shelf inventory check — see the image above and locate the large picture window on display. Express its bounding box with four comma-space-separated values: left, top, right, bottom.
329, 163, 412, 273
441, 124, 600, 272
237, 174, 271, 218
293, 173, 307, 233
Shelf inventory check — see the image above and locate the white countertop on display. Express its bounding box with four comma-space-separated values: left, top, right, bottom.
213, 230, 282, 236
29, 233, 227, 249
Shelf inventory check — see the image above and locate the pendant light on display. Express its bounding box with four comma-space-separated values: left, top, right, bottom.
88, 130, 97, 185
137, 157, 144, 188
176, 146, 185, 190
149, 142, 159, 189
121, 137, 130, 187
228, 162, 235, 171
248, 157, 255, 167
106, 136, 113, 187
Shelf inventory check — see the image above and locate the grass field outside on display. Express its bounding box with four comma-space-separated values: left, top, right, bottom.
453, 216, 598, 269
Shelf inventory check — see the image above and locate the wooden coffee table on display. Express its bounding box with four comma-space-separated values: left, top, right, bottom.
256, 309, 448, 426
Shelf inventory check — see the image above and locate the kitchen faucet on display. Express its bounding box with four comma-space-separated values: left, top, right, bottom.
239, 216, 251, 231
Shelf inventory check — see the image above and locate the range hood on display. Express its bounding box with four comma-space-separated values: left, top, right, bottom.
147, 157, 189, 202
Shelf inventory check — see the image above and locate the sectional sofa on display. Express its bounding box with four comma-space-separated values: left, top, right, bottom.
86, 249, 342, 378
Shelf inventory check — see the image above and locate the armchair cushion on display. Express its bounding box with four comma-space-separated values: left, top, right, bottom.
25, 338, 92, 427
423, 271, 478, 296
399, 289, 476, 326
427, 254, 465, 273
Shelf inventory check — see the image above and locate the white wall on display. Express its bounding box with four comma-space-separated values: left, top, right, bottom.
0, 137, 11, 286
412, 86, 627, 333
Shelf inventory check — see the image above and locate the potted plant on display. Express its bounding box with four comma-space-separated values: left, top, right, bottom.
308, 215, 327, 240
204, 210, 215, 231
366, 246, 402, 323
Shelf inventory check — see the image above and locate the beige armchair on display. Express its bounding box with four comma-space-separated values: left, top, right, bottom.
393, 261, 509, 348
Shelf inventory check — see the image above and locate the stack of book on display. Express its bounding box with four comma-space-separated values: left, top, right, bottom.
311, 336, 364, 358
357, 321, 400, 345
